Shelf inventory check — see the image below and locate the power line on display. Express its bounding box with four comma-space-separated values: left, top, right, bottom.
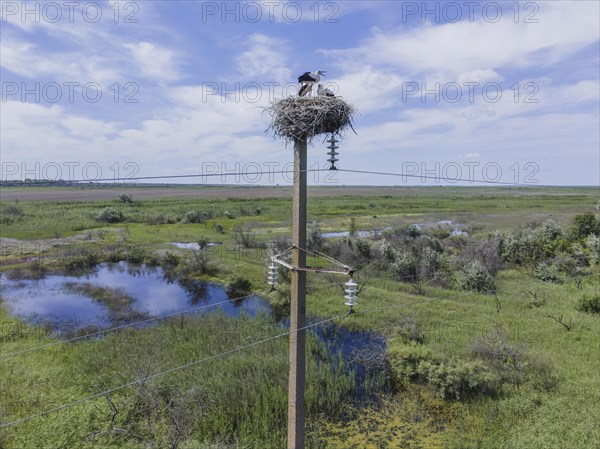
336, 168, 545, 187
15, 167, 560, 187
2, 270, 511, 359
0, 311, 350, 430
0, 282, 532, 430
0, 285, 499, 430
0, 294, 255, 359
24, 169, 324, 184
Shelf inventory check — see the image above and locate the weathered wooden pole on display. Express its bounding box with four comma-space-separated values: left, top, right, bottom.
287, 137, 307, 448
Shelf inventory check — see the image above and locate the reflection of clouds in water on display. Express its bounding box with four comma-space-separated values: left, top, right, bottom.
1, 262, 271, 331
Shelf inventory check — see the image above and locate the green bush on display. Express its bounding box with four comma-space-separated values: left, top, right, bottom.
0, 204, 25, 224
471, 334, 527, 387
161, 251, 181, 269
391, 251, 415, 281
417, 359, 496, 400
307, 220, 324, 252
124, 242, 147, 263
389, 342, 437, 383
181, 210, 211, 224
577, 294, 600, 314
178, 248, 218, 276
119, 193, 134, 204
389, 342, 497, 400
226, 275, 253, 298
568, 212, 599, 241
534, 261, 563, 283
64, 249, 99, 273
96, 207, 124, 223
586, 234, 600, 265
376, 240, 397, 264
457, 260, 496, 292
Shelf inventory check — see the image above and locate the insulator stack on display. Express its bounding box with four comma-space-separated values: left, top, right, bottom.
267, 259, 277, 289
326, 137, 339, 170
344, 278, 358, 308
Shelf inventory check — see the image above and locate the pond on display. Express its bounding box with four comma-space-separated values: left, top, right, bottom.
0, 262, 389, 395
321, 221, 468, 239
0, 262, 270, 333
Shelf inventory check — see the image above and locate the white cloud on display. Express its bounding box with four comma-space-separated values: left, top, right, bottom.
123, 42, 182, 83
234, 33, 291, 83
322, 2, 599, 79
457, 69, 503, 85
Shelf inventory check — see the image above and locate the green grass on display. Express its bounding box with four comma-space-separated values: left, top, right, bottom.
1, 186, 599, 448
1, 311, 371, 449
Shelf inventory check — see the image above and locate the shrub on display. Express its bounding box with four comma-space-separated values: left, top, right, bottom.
97, 207, 124, 223
389, 342, 497, 400
64, 249, 99, 273
181, 210, 211, 224
145, 213, 166, 226
417, 246, 441, 278
430, 226, 452, 240
307, 221, 324, 252
2, 204, 24, 216
390, 224, 422, 239
457, 260, 496, 292
29, 259, 47, 277
215, 223, 225, 234
377, 240, 397, 264
586, 234, 600, 265
389, 342, 437, 383
161, 252, 181, 269
124, 242, 147, 263
471, 333, 527, 386
417, 359, 497, 400
577, 294, 600, 314
391, 251, 415, 282
119, 193, 134, 204
568, 212, 599, 241
539, 219, 563, 241
233, 223, 257, 248
534, 261, 563, 283
348, 217, 357, 237
178, 248, 217, 276
0, 204, 25, 224
226, 276, 253, 298
470, 236, 503, 276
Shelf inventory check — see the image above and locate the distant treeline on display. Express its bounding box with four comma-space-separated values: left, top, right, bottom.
0, 179, 143, 188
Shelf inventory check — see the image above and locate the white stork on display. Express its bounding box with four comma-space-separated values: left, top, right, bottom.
317, 84, 335, 97
298, 70, 325, 96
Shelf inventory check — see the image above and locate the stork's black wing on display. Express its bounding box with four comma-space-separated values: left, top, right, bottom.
298, 72, 315, 83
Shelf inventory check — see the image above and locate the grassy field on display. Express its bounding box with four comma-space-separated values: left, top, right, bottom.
1, 185, 599, 448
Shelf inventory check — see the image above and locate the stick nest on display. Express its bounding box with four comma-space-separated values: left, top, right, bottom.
265, 96, 356, 143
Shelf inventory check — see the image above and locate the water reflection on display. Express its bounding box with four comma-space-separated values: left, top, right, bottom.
0, 262, 270, 332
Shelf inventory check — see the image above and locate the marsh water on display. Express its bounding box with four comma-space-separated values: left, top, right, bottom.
0, 262, 388, 396
0, 262, 270, 331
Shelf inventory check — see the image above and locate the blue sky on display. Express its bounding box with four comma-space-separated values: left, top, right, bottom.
1, 1, 598, 186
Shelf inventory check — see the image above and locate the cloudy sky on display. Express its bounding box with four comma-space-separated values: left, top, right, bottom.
1, 1, 598, 186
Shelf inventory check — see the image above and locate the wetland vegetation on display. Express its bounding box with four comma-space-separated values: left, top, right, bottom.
1, 185, 598, 448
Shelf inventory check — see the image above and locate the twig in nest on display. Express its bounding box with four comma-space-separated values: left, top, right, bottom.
264, 96, 356, 144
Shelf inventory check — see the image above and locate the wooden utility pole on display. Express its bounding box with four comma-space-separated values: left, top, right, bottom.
287, 138, 307, 449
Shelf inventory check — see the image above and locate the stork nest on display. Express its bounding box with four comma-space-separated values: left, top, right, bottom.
265, 96, 356, 143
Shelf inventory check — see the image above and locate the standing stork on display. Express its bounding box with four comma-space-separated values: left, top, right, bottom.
317, 84, 335, 97
298, 70, 325, 97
